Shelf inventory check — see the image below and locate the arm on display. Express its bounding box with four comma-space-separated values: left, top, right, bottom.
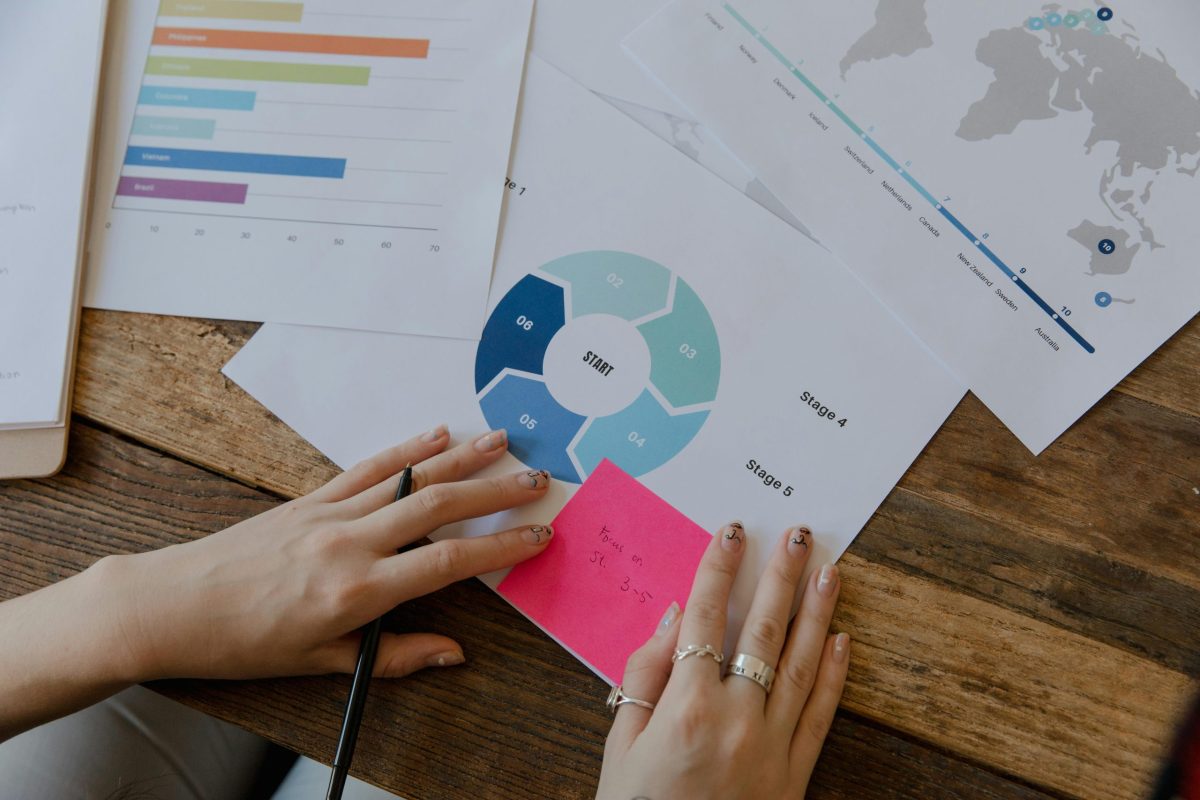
0, 426, 554, 742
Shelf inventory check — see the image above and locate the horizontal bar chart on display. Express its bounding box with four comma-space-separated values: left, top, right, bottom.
132, 115, 217, 139
138, 85, 256, 110
158, 0, 304, 22
125, 146, 346, 178
117, 175, 248, 204
153, 27, 429, 58
145, 56, 370, 86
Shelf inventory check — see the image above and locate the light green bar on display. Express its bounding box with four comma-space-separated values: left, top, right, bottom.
158, 0, 304, 22
145, 56, 369, 86
132, 115, 217, 139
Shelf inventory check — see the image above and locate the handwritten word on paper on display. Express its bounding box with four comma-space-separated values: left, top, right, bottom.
498, 459, 711, 683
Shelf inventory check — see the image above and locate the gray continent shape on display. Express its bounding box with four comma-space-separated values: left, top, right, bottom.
1067, 220, 1139, 275
839, 0, 933, 80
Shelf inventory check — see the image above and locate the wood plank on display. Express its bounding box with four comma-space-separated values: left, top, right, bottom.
0, 423, 1057, 800
70, 311, 1200, 798
1112, 315, 1200, 419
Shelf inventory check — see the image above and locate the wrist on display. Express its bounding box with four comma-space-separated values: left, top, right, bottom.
78, 552, 162, 684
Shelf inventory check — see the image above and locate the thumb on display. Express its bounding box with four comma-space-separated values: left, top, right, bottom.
606, 601, 682, 751
372, 632, 464, 678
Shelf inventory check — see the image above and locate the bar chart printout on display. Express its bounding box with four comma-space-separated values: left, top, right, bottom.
627, 0, 1200, 452
87, 0, 534, 338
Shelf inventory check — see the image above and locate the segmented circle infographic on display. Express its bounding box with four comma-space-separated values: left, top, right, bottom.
474, 251, 721, 483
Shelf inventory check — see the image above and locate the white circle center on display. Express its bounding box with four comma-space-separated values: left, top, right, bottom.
543, 313, 652, 418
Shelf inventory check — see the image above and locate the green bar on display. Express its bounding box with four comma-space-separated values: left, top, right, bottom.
158, 0, 304, 22
145, 56, 369, 86
132, 115, 217, 139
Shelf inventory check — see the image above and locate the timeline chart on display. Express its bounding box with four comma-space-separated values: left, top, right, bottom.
721, 2, 1095, 354
115, 1, 459, 230
475, 252, 720, 484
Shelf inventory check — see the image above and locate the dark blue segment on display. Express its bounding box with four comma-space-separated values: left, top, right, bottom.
124, 146, 346, 178
478, 374, 585, 483
473, 275, 567, 392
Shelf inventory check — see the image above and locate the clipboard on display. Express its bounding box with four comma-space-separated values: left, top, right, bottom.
0, 1, 108, 480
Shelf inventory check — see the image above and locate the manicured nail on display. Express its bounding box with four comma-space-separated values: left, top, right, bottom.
474, 429, 507, 452
421, 424, 448, 442
522, 524, 553, 545
817, 563, 838, 597
430, 650, 465, 668
833, 633, 850, 664
787, 526, 811, 555
655, 601, 681, 636
721, 521, 745, 552
520, 469, 551, 490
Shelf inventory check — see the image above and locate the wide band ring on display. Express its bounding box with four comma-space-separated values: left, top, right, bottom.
606, 684, 656, 713
672, 644, 724, 665
726, 653, 776, 693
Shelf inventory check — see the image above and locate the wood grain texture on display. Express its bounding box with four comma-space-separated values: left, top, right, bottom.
63, 310, 1200, 798
0, 423, 1058, 800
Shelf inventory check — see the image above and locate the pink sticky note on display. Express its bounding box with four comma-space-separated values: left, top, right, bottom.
498, 459, 712, 683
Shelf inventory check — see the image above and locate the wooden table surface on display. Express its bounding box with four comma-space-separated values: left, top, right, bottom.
2, 309, 1198, 799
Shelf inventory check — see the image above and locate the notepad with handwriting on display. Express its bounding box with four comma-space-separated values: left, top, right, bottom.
0, 0, 108, 430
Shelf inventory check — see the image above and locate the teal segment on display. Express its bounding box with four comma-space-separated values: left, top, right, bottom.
540, 250, 671, 321
637, 278, 720, 407
574, 390, 708, 478
132, 115, 217, 139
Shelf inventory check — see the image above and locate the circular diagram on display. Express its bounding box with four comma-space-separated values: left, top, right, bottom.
474, 251, 721, 484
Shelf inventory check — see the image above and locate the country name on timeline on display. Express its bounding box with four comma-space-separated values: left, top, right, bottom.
844, 145, 875, 175
956, 252, 1021, 314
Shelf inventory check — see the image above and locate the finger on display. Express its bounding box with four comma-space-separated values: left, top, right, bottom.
606, 601, 682, 753
671, 521, 746, 684
767, 563, 840, 732
788, 633, 850, 790
340, 429, 509, 518
317, 632, 465, 678
311, 425, 451, 504
354, 468, 551, 550
727, 527, 812, 707
375, 523, 554, 603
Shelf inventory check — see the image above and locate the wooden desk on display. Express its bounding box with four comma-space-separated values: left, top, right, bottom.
2, 309, 1198, 799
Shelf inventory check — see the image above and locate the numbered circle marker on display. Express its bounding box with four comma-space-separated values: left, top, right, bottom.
1095, 291, 1113, 308
1098, 238, 1116, 255
1097, 7, 1114, 21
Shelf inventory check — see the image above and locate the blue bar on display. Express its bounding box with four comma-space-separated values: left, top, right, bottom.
138, 85, 256, 111
124, 146, 346, 178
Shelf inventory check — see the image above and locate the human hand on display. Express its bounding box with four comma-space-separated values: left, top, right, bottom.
596, 523, 849, 800
92, 426, 554, 683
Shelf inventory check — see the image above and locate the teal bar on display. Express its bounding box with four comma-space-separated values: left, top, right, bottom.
132, 115, 217, 139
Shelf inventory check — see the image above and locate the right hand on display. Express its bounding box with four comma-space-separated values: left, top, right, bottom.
596, 522, 849, 799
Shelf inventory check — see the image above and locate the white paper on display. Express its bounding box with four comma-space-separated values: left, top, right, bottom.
225, 58, 965, 663
0, 0, 108, 429
84, 0, 531, 339
628, 0, 1200, 453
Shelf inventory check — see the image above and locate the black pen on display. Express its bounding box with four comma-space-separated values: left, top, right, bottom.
327, 463, 413, 800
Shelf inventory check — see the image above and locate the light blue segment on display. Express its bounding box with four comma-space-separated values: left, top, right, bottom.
541, 251, 672, 321
574, 390, 708, 478
638, 278, 720, 407
478, 374, 586, 483
132, 116, 217, 139
138, 85, 256, 111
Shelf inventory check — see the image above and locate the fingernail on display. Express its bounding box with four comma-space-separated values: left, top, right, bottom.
429, 650, 465, 668
786, 526, 811, 555
833, 633, 850, 664
721, 521, 744, 552
421, 424, 448, 442
522, 524, 553, 545
474, 429, 507, 452
519, 469, 551, 490
817, 563, 838, 597
655, 601, 681, 636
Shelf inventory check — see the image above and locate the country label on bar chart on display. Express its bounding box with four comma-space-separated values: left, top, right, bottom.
475, 251, 720, 483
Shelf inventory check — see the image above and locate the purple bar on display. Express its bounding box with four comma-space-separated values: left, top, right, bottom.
116, 175, 248, 204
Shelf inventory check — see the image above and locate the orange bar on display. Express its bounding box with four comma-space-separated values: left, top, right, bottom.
152, 27, 429, 58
